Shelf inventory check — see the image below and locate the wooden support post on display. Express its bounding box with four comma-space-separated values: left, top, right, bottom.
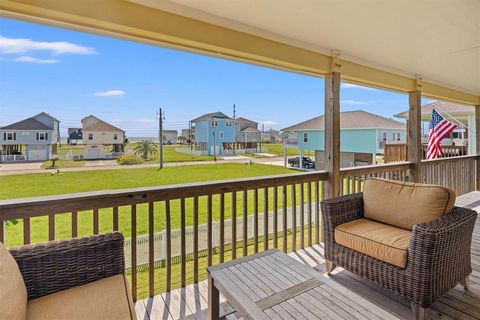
476, 106, 480, 190
324, 71, 341, 199
408, 90, 422, 182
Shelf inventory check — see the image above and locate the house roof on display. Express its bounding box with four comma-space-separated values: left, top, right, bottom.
82, 115, 125, 132
241, 127, 261, 133
33, 112, 60, 122
236, 117, 257, 124
394, 101, 474, 122
282, 110, 405, 132
163, 130, 178, 134
191, 112, 232, 122
1, 117, 52, 131
68, 128, 83, 139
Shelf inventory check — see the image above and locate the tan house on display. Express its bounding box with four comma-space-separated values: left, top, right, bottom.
81, 115, 126, 159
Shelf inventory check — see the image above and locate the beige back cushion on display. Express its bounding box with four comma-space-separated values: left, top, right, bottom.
0, 242, 27, 320
363, 178, 456, 230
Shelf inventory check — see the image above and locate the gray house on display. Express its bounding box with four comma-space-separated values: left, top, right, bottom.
0, 112, 60, 162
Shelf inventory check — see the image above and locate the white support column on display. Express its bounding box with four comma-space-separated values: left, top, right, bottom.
372, 153, 376, 165
468, 114, 476, 155
300, 149, 304, 169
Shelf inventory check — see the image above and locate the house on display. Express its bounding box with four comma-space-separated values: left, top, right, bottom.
191, 112, 235, 155
282, 110, 406, 168
81, 115, 126, 159
395, 100, 474, 153
0, 112, 60, 162
162, 130, 178, 144
234, 117, 261, 150
262, 129, 282, 143
67, 128, 83, 145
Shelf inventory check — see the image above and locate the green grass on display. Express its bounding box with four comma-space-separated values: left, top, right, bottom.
41, 160, 86, 169
126, 144, 214, 163
263, 143, 315, 156
1, 163, 305, 247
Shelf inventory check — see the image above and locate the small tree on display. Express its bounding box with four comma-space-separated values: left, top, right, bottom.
133, 140, 159, 160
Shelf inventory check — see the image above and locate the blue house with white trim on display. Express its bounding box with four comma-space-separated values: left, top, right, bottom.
282, 110, 406, 168
191, 112, 235, 156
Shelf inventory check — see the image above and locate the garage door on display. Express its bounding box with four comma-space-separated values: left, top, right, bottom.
86, 148, 101, 159
28, 150, 47, 161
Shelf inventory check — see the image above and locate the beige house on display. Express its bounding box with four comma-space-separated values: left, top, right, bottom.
81, 115, 126, 159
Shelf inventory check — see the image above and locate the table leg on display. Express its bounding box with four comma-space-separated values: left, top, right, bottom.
208, 274, 220, 320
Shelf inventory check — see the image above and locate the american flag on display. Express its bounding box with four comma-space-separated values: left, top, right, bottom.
427, 109, 457, 159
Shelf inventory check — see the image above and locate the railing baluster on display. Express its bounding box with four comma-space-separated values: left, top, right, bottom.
307, 182, 312, 247
299, 183, 304, 249
193, 196, 199, 283
0, 220, 4, 244
231, 191, 237, 260
180, 198, 186, 287
148, 202, 154, 297
282, 185, 288, 253
219, 193, 225, 263
93, 209, 99, 235
48, 214, 55, 241
315, 181, 320, 244
23, 218, 31, 245
207, 194, 213, 266
113, 206, 119, 231
165, 200, 172, 292
291, 184, 297, 251
71, 211, 78, 238
254, 188, 259, 253
243, 190, 248, 257
264, 187, 269, 251
273, 186, 278, 249
346, 176, 350, 195
131, 204, 137, 301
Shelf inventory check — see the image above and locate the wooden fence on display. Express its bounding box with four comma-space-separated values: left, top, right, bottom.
384, 143, 468, 163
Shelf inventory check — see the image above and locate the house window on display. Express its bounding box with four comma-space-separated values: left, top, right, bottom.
214, 121, 218, 127
36, 132, 47, 141
303, 132, 309, 143
113, 133, 118, 140
88, 133, 93, 140
382, 132, 387, 141
4, 132, 16, 141
395, 132, 401, 141
226, 121, 232, 127
220, 131, 224, 139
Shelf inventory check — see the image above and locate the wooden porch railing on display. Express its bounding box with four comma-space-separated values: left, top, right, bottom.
0, 155, 478, 301
0, 170, 327, 301
384, 143, 469, 163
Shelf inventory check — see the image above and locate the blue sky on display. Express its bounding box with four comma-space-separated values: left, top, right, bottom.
0, 17, 418, 137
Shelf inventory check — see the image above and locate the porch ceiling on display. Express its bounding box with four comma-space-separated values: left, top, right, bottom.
132, 0, 480, 96
1, 0, 479, 105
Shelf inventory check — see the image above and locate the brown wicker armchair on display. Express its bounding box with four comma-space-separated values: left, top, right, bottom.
322, 192, 477, 320
3, 232, 136, 320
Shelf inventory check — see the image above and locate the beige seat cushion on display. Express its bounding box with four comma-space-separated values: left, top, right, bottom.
27, 275, 136, 320
335, 218, 412, 268
363, 178, 455, 230
0, 242, 27, 320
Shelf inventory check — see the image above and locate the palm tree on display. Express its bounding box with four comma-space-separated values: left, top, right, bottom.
133, 140, 159, 160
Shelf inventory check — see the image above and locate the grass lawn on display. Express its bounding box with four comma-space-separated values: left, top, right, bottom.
125, 144, 214, 163
0, 163, 311, 247
41, 160, 86, 169
263, 143, 315, 156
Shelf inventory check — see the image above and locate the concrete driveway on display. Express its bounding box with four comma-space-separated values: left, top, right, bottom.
0, 162, 42, 172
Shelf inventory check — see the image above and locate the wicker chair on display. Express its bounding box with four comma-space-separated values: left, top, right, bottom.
4, 232, 135, 320
322, 192, 477, 320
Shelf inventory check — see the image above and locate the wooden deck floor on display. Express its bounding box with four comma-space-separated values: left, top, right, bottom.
135, 191, 480, 320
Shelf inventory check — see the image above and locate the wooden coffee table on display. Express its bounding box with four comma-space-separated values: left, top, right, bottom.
207, 249, 327, 320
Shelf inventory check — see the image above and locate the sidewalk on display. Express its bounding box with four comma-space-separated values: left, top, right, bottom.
0, 156, 287, 176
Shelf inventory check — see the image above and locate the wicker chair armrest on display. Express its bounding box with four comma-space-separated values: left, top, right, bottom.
407, 207, 477, 304
9, 232, 125, 300
321, 193, 364, 232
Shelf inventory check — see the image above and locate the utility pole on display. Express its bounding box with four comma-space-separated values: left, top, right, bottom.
211, 116, 217, 161
157, 108, 165, 169
261, 123, 265, 152
233, 104, 236, 155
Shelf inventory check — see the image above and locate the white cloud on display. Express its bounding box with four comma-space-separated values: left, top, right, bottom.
341, 83, 375, 90
13, 56, 59, 64
259, 120, 277, 127
341, 99, 368, 106
0, 35, 96, 55
94, 90, 126, 97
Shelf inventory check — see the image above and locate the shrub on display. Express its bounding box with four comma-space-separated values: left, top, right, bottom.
117, 155, 144, 165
